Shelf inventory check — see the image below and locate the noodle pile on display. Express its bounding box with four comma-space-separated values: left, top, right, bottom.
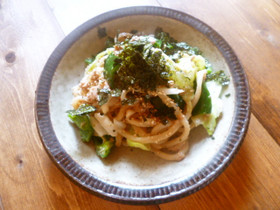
69, 31, 226, 161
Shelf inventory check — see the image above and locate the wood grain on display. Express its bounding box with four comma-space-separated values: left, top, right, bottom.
0, 0, 279, 209
273, 0, 280, 6
0, 0, 63, 209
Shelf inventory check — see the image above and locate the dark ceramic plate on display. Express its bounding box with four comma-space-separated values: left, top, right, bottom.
35, 6, 250, 205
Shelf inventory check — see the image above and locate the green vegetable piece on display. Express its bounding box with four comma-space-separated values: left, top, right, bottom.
192, 114, 217, 136
203, 114, 217, 135
80, 129, 93, 142
84, 56, 95, 65
104, 53, 121, 88
192, 82, 212, 115
205, 59, 213, 73
193, 55, 206, 70
127, 139, 151, 151
93, 136, 115, 158
161, 52, 196, 90
67, 105, 95, 142
166, 42, 174, 49
67, 104, 96, 116
192, 80, 223, 136
153, 39, 162, 48
67, 114, 93, 142
86, 49, 114, 73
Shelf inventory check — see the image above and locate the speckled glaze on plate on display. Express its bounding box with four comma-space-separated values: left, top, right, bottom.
35, 6, 250, 205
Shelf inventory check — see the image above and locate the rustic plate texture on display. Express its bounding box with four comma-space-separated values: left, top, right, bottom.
35, 6, 250, 204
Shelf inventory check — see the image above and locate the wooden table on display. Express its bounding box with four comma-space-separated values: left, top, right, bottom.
1, 0, 279, 209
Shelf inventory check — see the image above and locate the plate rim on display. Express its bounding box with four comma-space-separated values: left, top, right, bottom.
35, 6, 251, 205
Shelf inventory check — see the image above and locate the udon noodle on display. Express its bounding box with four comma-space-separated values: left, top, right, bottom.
68, 31, 228, 161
